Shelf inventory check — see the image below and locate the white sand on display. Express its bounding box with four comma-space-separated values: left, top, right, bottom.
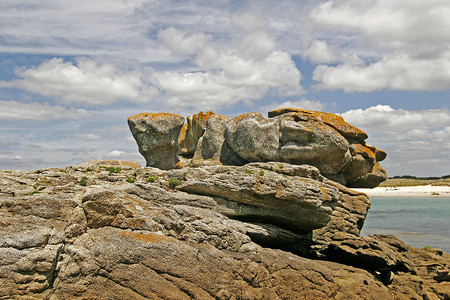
354, 185, 450, 197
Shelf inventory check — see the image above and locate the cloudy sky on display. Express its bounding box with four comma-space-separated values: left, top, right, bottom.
0, 0, 449, 177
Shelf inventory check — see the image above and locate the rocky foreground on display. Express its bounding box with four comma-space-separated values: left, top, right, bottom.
1, 160, 449, 299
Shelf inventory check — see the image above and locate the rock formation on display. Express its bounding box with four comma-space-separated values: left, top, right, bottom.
1, 160, 449, 299
128, 113, 185, 170
128, 108, 387, 188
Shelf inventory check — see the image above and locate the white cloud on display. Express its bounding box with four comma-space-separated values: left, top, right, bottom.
231, 10, 268, 32
0, 58, 158, 105
158, 27, 211, 56
107, 150, 126, 158
313, 52, 450, 92
310, 0, 450, 52
74, 133, 101, 141
105, 150, 142, 162
261, 99, 326, 114
303, 40, 337, 64
0, 0, 171, 62
341, 105, 450, 139
0, 100, 90, 121
341, 105, 450, 176
307, 0, 450, 92
156, 27, 304, 110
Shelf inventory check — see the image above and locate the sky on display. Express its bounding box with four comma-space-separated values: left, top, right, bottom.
0, 0, 449, 177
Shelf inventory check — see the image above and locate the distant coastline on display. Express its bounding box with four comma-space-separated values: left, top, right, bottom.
354, 184, 450, 197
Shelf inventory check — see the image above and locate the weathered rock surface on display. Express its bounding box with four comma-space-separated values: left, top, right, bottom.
128, 112, 185, 169
1, 160, 448, 299
129, 108, 387, 188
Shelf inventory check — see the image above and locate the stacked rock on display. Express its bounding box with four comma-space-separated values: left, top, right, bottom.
128, 108, 387, 187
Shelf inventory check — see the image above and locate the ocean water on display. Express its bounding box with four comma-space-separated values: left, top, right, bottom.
361, 196, 450, 253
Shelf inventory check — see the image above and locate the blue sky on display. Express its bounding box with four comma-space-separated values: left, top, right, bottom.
0, 0, 449, 176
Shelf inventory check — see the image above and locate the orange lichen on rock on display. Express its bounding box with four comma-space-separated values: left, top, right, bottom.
269, 108, 368, 141
318, 187, 331, 201
179, 111, 216, 156
128, 112, 183, 122
349, 143, 376, 161
121, 231, 176, 244
233, 112, 264, 123
178, 123, 188, 146
192, 111, 216, 125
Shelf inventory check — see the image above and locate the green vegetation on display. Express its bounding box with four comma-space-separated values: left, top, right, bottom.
30, 190, 40, 195
79, 176, 88, 186
85, 167, 94, 172
423, 246, 432, 250
58, 169, 67, 173
168, 177, 180, 188
146, 175, 158, 183
126, 176, 136, 183
278, 164, 284, 169
259, 169, 265, 176
245, 169, 253, 174
104, 166, 122, 175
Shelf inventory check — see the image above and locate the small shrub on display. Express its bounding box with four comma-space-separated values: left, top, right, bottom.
259, 169, 265, 177
146, 175, 158, 183
30, 190, 40, 195
168, 177, 180, 188
79, 176, 88, 186
86, 167, 94, 172
278, 164, 284, 169
245, 170, 253, 174
424, 246, 432, 250
126, 176, 136, 183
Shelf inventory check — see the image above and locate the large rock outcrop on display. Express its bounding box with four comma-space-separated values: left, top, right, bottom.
1, 160, 449, 299
128, 113, 185, 170
129, 108, 387, 188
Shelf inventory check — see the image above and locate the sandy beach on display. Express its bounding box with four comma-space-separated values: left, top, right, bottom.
354, 185, 450, 197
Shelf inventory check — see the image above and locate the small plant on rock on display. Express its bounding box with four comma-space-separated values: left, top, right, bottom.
146, 175, 158, 183
105, 166, 122, 175
126, 176, 136, 183
259, 169, 265, 176
245, 169, 253, 174
79, 176, 88, 186
168, 177, 180, 188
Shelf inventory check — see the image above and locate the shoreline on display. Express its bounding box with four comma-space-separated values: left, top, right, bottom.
354, 184, 450, 197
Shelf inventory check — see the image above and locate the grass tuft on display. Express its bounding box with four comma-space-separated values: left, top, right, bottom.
168, 177, 180, 188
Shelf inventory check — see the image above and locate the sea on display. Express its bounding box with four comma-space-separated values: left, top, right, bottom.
361, 196, 450, 253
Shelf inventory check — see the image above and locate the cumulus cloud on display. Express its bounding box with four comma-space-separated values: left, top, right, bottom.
313, 52, 450, 92
156, 27, 303, 110
341, 105, 450, 139
310, 0, 450, 52
302, 40, 337, 64
0, 58, 158, 105
341, 105, 450, 176
308, 0, 450, 92
0, 100, 90, 121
